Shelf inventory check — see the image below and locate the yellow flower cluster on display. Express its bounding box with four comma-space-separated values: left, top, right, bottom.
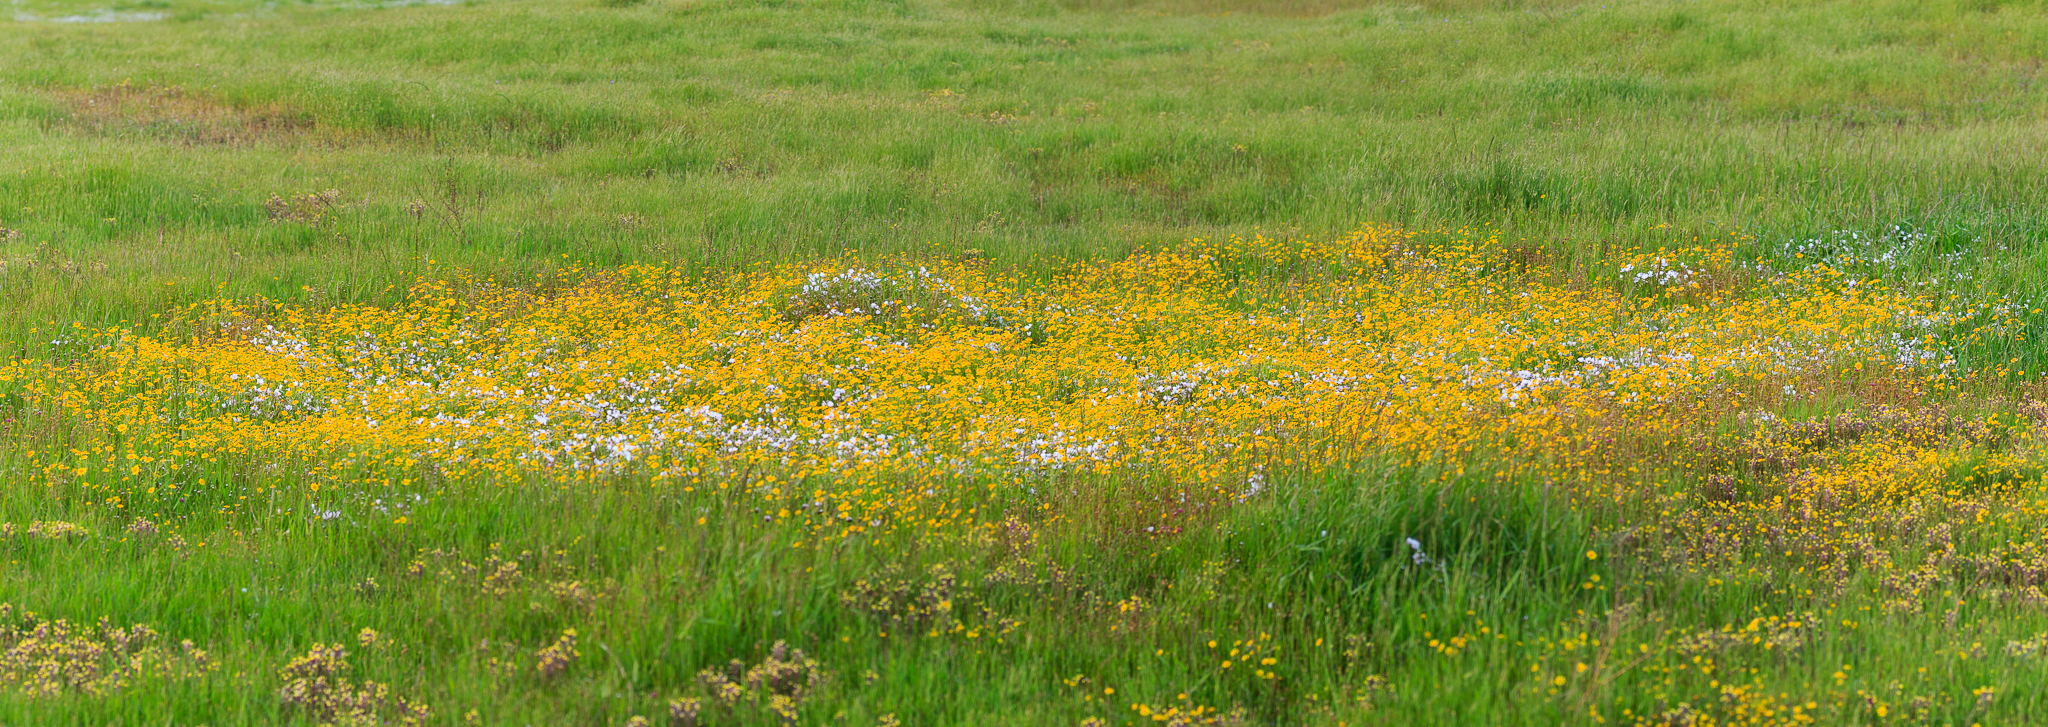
0, 603, 215, 697
690, 640, 827, 724
2, 227, 2019, 542
1632, 682, 1824, 727
1211, 633, 1280, 679
1129, 696, 1239, 725
277, 642, 430, 726
0, 520, 88, 540
1653, 401, 2048, 605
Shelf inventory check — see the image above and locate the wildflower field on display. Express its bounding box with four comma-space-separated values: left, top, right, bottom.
7, 0, 2048, 724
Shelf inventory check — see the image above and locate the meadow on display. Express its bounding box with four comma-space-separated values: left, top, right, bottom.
4, 0, 2048, 724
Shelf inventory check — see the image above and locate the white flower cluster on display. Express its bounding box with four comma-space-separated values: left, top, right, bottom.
784, 266, 997, 325
1618, 257, 1697, 287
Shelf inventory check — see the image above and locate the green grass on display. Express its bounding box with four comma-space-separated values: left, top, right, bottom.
5, 0, 2048, 332
8, 0, 2048, 724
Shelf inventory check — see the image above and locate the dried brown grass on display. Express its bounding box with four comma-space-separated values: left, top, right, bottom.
55, 82, 322, 146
